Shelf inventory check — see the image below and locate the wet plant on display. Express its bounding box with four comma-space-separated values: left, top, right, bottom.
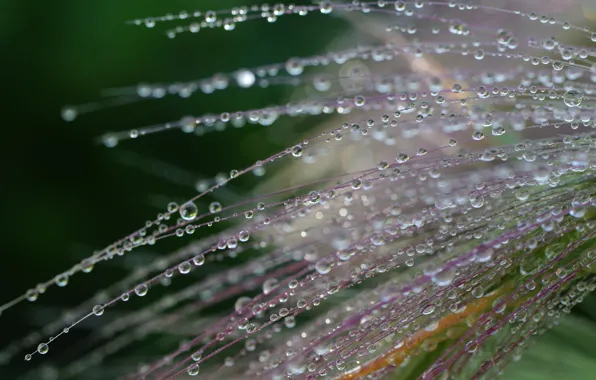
3, 1, 596, 379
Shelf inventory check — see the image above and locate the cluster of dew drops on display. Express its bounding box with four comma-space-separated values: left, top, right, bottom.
15, 1, 596, 380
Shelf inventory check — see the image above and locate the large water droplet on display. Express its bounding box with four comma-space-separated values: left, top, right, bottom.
563, 89, 583, 108
37, 343, 49, 355
180, 202, 198, 220
315, 260, 331, 274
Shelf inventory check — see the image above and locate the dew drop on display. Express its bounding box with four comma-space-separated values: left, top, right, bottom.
563, 89, 583, 108
315, 260, 331, 275
470, 196, 484, 208
135, 283, 148, 297
180, 202, 198, 220
205, 10, 216, 22
465, 341, 478, 353
474, 247, 494, 263
167, 202, 179, 213
178, 261, 192, 274
319, 1, 333, 13
451, 83, 462, 93
101, 133, 119, 148
396, 153, 409, 164
26, 289, 38, 302
193, 254, 206, 266
263, 278, 279, 294
191, 350, 203, 362
209, 201, 222, 214
432, 268, 456, 286
515, 189, 529, 201
187, 363, 200, 376
92, 304, 104, 316
235, 296, 252, 313
55, 274, 69, 287
285, 58, 304, 76
61, 106, 78, 122
354, 95, 366, 107
37, 343, 49, 355
291, 145, 303, 157
472, 131, 485, 140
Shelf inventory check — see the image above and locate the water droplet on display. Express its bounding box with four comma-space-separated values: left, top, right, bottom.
354, 95, 366, 107
285, 58, 304, 76
61, 106, 77, 122
470, 196, 484, 208
135, 283, 148, 297
191, 350, 203, 361
422, 304, 436, 315
26, 289, 38, 302
101, 133, 119, 148
465, 341, 478, 353
178, 261, 192, 274
396, 153, 409, 163
315, 260, 331, 274
563, 89, 583, 107
238, 230, 250, 242
37, 343, 49, 355
515, 189, 529, 201
209, 201, 222, 214
55, 274, 69, 287
319, 1, 333, 13
180, 202, 198, 220
187, 363, 200, 376
205, 10, 217, 22
235, 296, 252, 313
167, 202, 179, 213
291, 145, 303, 157
451, 83, 462, 93
193, 254, 206, 266
474, 247, 494, 263
432, 268, 456, 286
263, 278, 279, 294
92, 304, 104, 316
284, 315, 296, 328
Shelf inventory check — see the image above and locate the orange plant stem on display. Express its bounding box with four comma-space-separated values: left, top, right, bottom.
337, 291, 501, 380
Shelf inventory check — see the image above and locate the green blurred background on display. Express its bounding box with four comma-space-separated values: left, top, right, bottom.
0, 0, 346, 377
1, 0, 596, 378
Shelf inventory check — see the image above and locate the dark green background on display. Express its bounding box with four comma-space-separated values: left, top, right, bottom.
0, 0, 345, 377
